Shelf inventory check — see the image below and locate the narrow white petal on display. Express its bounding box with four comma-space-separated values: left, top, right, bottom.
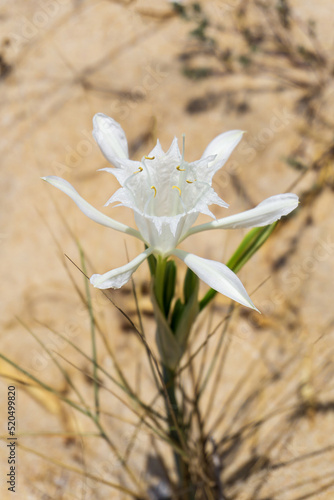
93, 113, 129, 162
201, 130, 244, 173
172, 249, 258, 311
41, 176, 143, 240
98, 167, 130, 185
90, 248, 153, 289
165, 137, 181, 161
186, 194, 299, 237
148, 139, 165, 158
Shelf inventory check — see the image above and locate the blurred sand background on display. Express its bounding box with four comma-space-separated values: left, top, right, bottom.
0, 0, 334, 498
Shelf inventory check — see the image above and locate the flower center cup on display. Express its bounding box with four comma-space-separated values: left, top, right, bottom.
108, 140, 225, 255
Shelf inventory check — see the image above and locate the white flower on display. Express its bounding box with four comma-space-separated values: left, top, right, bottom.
42, 113, 299, 311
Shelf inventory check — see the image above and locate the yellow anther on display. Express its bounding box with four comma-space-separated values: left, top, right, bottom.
176, 165, 186, 171
186, 179, 197, 183
151, 185, 157, 197
172, 185, 182, 196
133, 166, 143, 174
145, 156, 155, 160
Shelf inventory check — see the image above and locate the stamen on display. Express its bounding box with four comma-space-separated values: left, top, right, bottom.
145, 156, 155, 160
176, 165, 186, 172
141, 158, 153, 185
151, 186, 157, 198
172, 185, 182, 196
186, 179, 197, 184
133, 166, 143, 174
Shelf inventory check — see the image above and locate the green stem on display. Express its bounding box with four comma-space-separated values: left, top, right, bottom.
153, 255, 196, 496
155, 256, 167, 312
163, 366, 194, 499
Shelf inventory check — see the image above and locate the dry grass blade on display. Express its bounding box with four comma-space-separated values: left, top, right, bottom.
198, 305, 234, 401
178, 313, 232, 375
15, 442, 144, 498
0, 352, 91, 417
38, 320, 167, 423
48, 352, 151, 495
194, 309, 215, 397
0, 431, 100, 438
38, 206, 140, 408
0, 351, 145, 494
15, 316, 89, 412
64, 254, 191, 461
79, 244, 100, 420
53, 349, 186, 457
207, 356, 260, 437
44, 196, 157, 405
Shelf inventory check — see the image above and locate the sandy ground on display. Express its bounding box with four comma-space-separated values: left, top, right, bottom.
0, 0, 334, 498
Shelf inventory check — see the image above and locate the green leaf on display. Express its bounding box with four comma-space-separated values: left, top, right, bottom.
228, 222, 278, 274
151, 289, 183, 370
183, 267, 199, 304
176, 276, 199, 351
163, 260, 177, 317
199, 222, 277, 311
147, 249, 157, 276
171, 299, 184, 333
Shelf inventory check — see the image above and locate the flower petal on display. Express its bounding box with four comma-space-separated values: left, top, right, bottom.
99, 158, 142, 187
165, 137, 182, 161
201, 130, 244, 174
93, 113, 129, 163
172, 249, 259, 311
147, 139, 165, 159
41, 176, 143, 240
90, 248, 153, 289
98, 167, 131, 185
186, 194, 299, 237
